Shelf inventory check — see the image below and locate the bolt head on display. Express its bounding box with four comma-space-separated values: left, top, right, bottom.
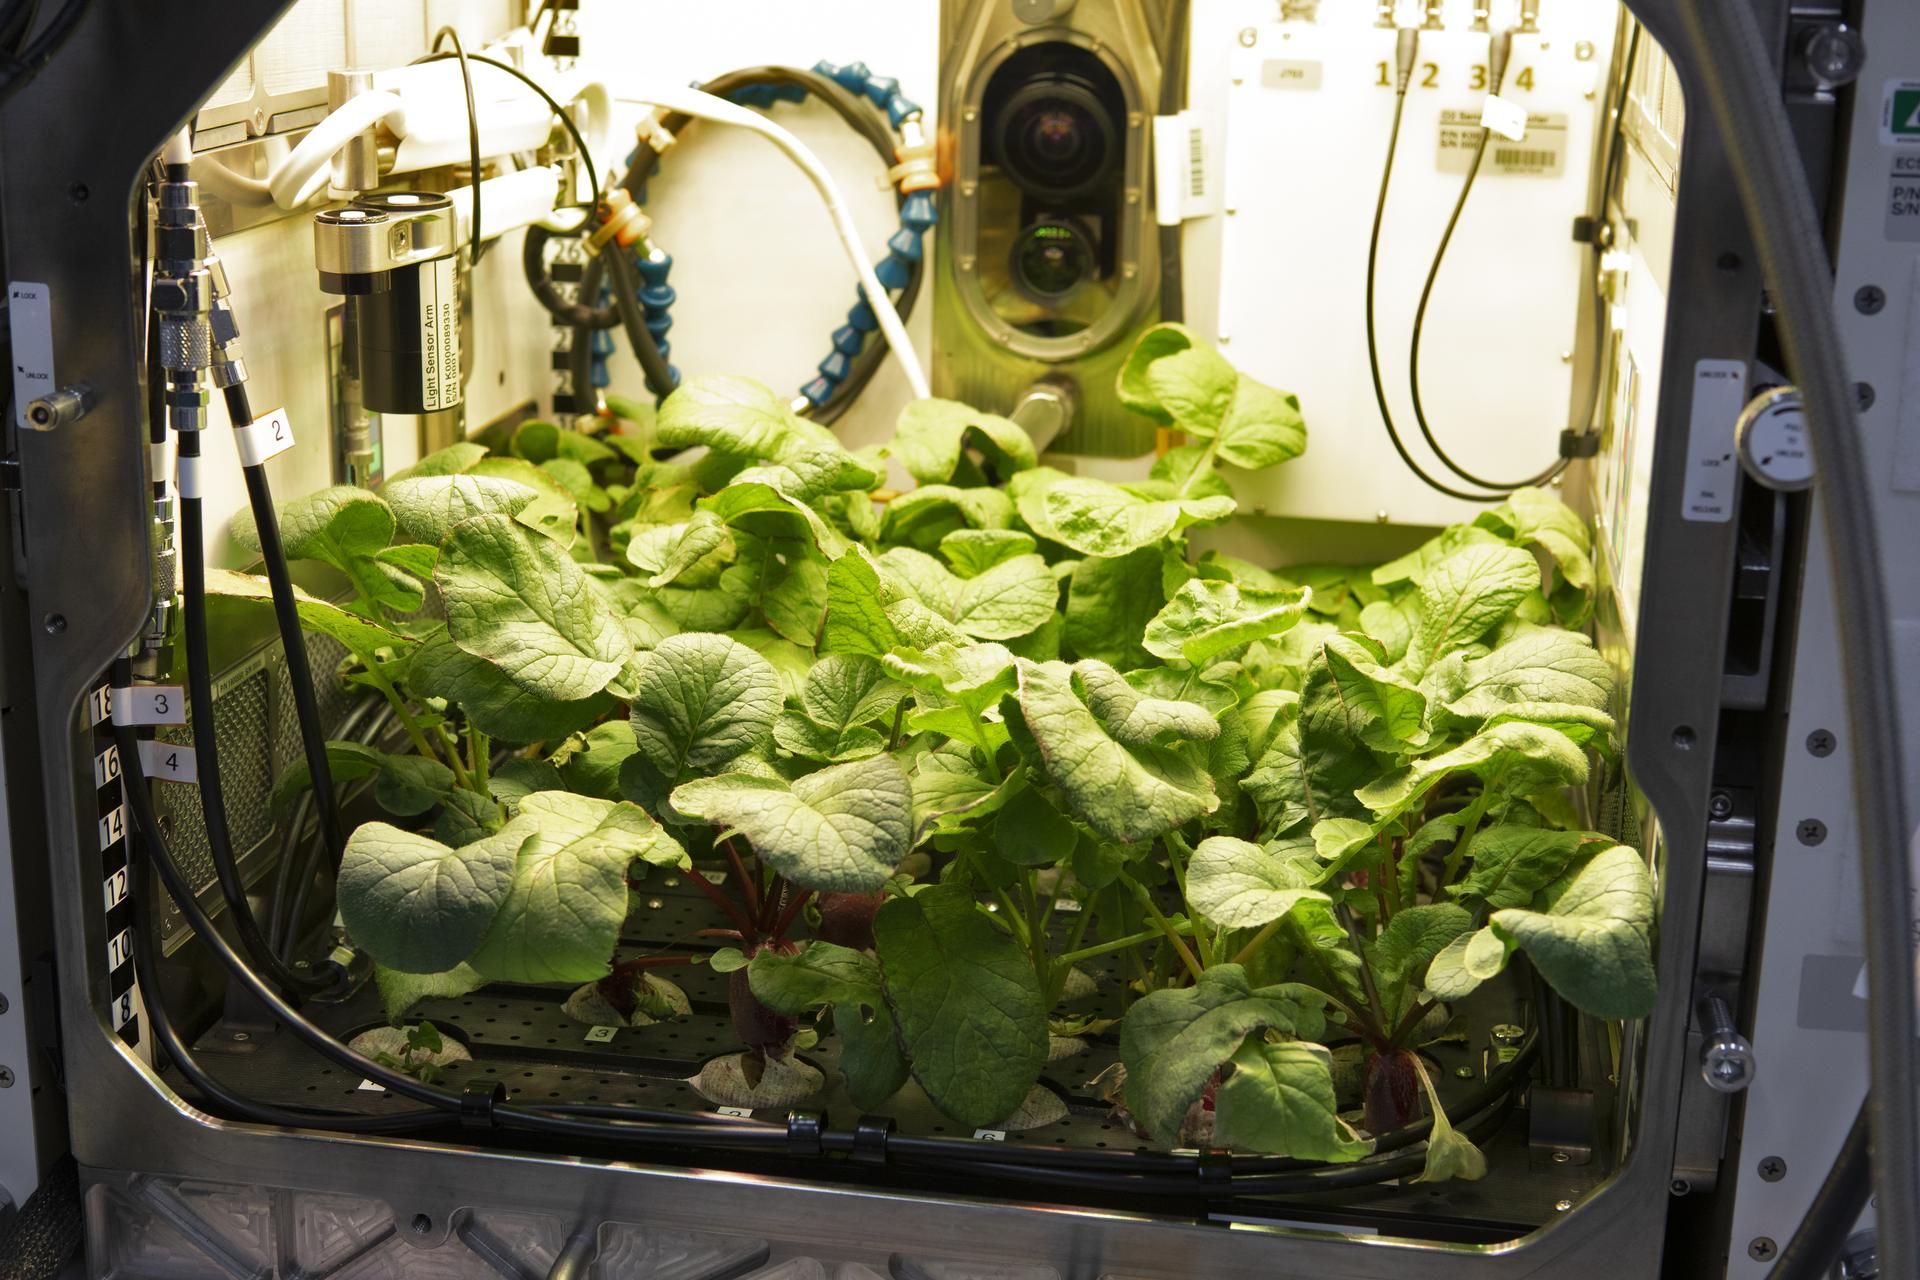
1554, 1199, 1573, 1212
1854, 285, 1887, 315
1749, 1237, 1778, 1262
1703, 1043, 1755, 1091
1807, 729, 1837, 757
1709, 791, 1734, 819
1238, 26, 1258, 47
0, 1066, 12, 1087
1759, 1156, 1787, 1181
1797, 818, 1828, 847
1551, 1150, 1571, 1164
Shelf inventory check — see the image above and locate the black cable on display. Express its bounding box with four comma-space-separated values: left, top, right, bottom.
1770, 1100, 1871, 1280
522, 223, 622, 330
0, 0, 40, 55
425, 27, 482, 268
0, 0, 86, 106
176, 431, 333, 997
600, 231, 678, 402
567, 246, 604, 413
221, 384, 348, 878
267, 696, 385, 956
1155, 0, 1190, 326
416, 51, 598, 216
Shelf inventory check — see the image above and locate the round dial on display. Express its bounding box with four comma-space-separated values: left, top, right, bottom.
1734, 385, 1814, 492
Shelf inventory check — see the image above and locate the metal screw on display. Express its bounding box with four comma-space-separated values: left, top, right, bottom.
42, 613, 65, 635
1672, 725, 1696, 751
1807, 729, 1837, 757
1554, 1199, 1573, 1212
1857, 382, 1876, 412
1758, 1155, 1787, 1182
1854, 285, 1886, 315
1671, 1179, 1691, 1196
1238, 26, 1257, 46
1551, 1151, 1571, 1164
1708, 791, 1734, 819
0, 1066, 12, 1087
1797, 818, 1828, 847
231, 1031, 250, 1043
1749, 1237, 1778, 1262
68, 182, 88, 203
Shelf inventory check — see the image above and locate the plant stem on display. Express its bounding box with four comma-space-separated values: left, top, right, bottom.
1164, 832, 1215, 967
990, 883, 1031, 947
467, 725, 490, 794
1441, 789, 1495, 883
1229, 915, 1287, 968
1389, 996, 1439, 1048
886, 700, 905, 751
1046, 899, 1100, 1004
1128, 879, 1203, 982
361, 662, 448, 770
769, 887, 814, 942
1057, 925, 1174, 967
723, 840, 762, 924
1288, 915, 1385, 1043
1340, 908, 1389, 1031
683, 865, 757, 937
428, 720, 475, 792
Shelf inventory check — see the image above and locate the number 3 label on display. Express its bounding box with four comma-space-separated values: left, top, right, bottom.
234, 407, 295, 467
110, 685, 186, 726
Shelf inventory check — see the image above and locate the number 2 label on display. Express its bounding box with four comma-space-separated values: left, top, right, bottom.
235, 407, 295, 467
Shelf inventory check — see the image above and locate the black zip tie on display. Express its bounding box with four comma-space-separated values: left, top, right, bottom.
851, 1114, 894, 1165
460, 1082, 506, 1130
785, 1110, 823, 1157
1197, 1148, 1234, 1188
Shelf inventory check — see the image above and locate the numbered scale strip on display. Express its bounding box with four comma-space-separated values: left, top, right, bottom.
86, 681, 140, 1046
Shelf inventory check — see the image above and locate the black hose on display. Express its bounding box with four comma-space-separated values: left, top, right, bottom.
0, 0, 87, 106
267, 696, 385, 956
177, 430, 331, 997
601, 244, 676, 402
1677, 0, 1919, 1267
426, 27, 481, 267
522, 223, 622, 330
1156, 0, 1190, 325
1770, 1100, 1871, 1280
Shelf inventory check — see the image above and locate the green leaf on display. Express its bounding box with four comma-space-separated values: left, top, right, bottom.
1149, 444, 1233, 501
234, 487, 395, 602
1440, 624, 1613, 722
467, 456, 580, 546
748, 942, 883, 1013
1355, 721, 1590, 822
1405, 544, 1541, 676
910, 743, 1018, 838
938, 529, 1037, 578
890, 398, 1037, 484
1423, 926, 1513, 1001
821, 551, 897, 658
1013, 469, 1235, 558
434, 788, 506, 846
672, 754, 911, 891
555, 721, 639, 800
1215, 1038, 1373, 1161
1313, 633, 1428, 752
373, 962, 487, 1021
761, 549, 830, 646
876, 547, 1058, 641
202, 568, 414, 662
436, 514, 628, 702
992, 786, 1078, 867
1367, 902, 1473, 1014
1184, 836, 1329, 928
1414, 1060, 1487, 1183
884, 641, 1017, 720
834, 1000, 912, 1109
1141, 344, 1307, 470
386, 441, 487, 482
629, 511, 734, 587
1065, 547, 1165, 669
701, 472, 848, 558
627, 632, 783, 779
382, 474, 541, 547
880, 485, 1016, 549
1119, 964, 1317, 1143
875, 885, 1048, 1129
408, 626, 611, 744
1371, 524, 1507, 589
1143, 579, 1313, 667
373, 754, 457, 817
1116, 322, 1205, 424
1011, 658, 1219, 844
1452, 826, 1607, 910
467, 793, 686, 984
656, 375, 878, 492
1359, 598, 1416, 664
337, 822, 519, 974
1490, 844, 1657, 1019
771, 654, 906, 762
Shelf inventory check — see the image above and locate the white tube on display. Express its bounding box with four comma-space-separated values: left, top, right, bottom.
445, 165, 565, 244
615, 86, 932, 401
163, 128, 192, 168
195, 154, 272, 205
268, 89, 405, 209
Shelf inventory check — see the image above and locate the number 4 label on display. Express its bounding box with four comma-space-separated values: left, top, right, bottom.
110, 685, 186, 726
234, 407, 295, 467
137, 740, 197, 783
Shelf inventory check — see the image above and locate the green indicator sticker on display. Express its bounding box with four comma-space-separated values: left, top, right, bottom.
1883, 80, 1920, 145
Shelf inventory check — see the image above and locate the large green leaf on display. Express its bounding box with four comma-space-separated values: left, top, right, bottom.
337, 822, 519, 974
202, 569, 413, 663
909, 743, 1019, 838
1366, 902, 1473, 1020
1011, 658, 1218, 844
436, 514, 628, 701
939, 529, 1037, 578
890, 398, 1037, 484
1140, 342, 1307, 470
1490, 844, 1657, 1019
233, 486, 396, 610
382, 474, 541, 546
820, 550, 967, 658
467, 793, 686, 983
992, 786, 1079, 867
1143, 579, 1313, 667
1356, 721, 1590, 821
627, 632, 783, 779
748, 942, 883, 1012
671, 754, 912, 891
880, 485, 1016, 549
771, 654, 907, 763
875, 885, 1048, 1128
1065, 547, 1165, 669
1215, 1038, 1373, 1161
1012, 468, 1235, 558
876, 547, 1057, 641
1404, 543, 1540, 676
655, 375, 878, 492
1452, 826, 1608, 910
1184, 836, 1329, 928
1441, 625, 1613, 722
1119, 965, 1320, 1144
386, 441, 487, 482
1312, 633, 1429, 752
408, 626, 611, 744
555, 720, 641, 800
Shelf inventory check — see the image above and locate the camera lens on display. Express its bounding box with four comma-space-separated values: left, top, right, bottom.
992, 73, 1116, 200
1011, 219, 1094, 302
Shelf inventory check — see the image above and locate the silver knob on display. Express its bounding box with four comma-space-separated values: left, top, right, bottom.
1734, 385, 1813, 492
1697, 992, 1755, 1093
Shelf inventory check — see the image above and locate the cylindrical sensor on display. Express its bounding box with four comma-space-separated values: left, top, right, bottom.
314, 191, 461, 414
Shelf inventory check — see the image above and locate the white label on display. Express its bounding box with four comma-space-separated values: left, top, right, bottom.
972, 1128, 1007, 1142
1887, 152, 1920, 242
111, 985, 139, 1032
1881, 79, 1920, 146
1480, 94, 1528, 142
714, 1105, 754, 1118
176, 454, 201, 499
87, 685, 112, 727
1152, 111, 1214, 226
138, 739, 197, 783
357, 1078, 386, 1093
94, 745, 121, 789
1259, 59, 1322, 91
8, 281, 53, 430
234, 407, 295, 467
420, 255, 460, 411
1682, 359, 1746, 522
583, 1024, 618, 1043
111, 685, 186, 726
1438, 110, 1567, 175
102, 866, 129, 911
98, 805, 126, 851
107, 927, 134, 970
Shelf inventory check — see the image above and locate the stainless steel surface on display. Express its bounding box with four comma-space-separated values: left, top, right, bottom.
312, 199, 456, 276
23, 384, 97, 432
1007, 376, 1075, 454
326, 68, 380, 194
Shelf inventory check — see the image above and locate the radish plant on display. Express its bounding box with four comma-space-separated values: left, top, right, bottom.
218, 322, 1652, 1176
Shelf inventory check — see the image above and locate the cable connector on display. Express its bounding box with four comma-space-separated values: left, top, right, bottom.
889, 138, 939, 194
1560, 428, 1601, 459
1487, 27, 1515, 95
1393, 27, 1420, 95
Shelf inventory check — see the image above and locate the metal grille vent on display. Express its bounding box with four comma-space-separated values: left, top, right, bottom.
154, 665, 274, 897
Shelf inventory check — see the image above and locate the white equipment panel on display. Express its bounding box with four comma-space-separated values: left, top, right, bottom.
1184, 0, 1618, 529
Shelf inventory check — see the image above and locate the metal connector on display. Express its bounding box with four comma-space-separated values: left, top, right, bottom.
23, 383, 94, 431
1696, 991, 1755, 1092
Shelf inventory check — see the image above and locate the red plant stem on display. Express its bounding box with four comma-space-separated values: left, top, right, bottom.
683, 865, 757, 936
769, 887, 815, 942
757, 874, 791, 934
723, 839, 762, 922
693, 928, 744, 941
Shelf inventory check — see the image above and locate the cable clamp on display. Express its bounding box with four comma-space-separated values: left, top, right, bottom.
785, 1110, 824, 1156
460, 1082, 506, 1130
889, 140, 940, 194
851, 1113, 895, 1164
1196, 1148, 1234, 1188
635, 110, 677, 157
587, 189, 652, 254
1559, 428, 1601, 459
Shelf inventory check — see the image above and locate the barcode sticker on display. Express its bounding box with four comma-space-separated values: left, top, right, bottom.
973, 1129, 1007, 1142
1152, 111, 1216, 225
1437, 109, 1567, 176
357, 1079, 387, 1093
94, 745, 121, 789
234, 407, 295, 467
138, 739, 197, 783
111, 685, 185, 726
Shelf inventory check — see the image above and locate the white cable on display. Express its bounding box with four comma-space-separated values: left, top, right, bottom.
163, 128, 192, 168
267, 89, 406, 209
614, 86, 931, 400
